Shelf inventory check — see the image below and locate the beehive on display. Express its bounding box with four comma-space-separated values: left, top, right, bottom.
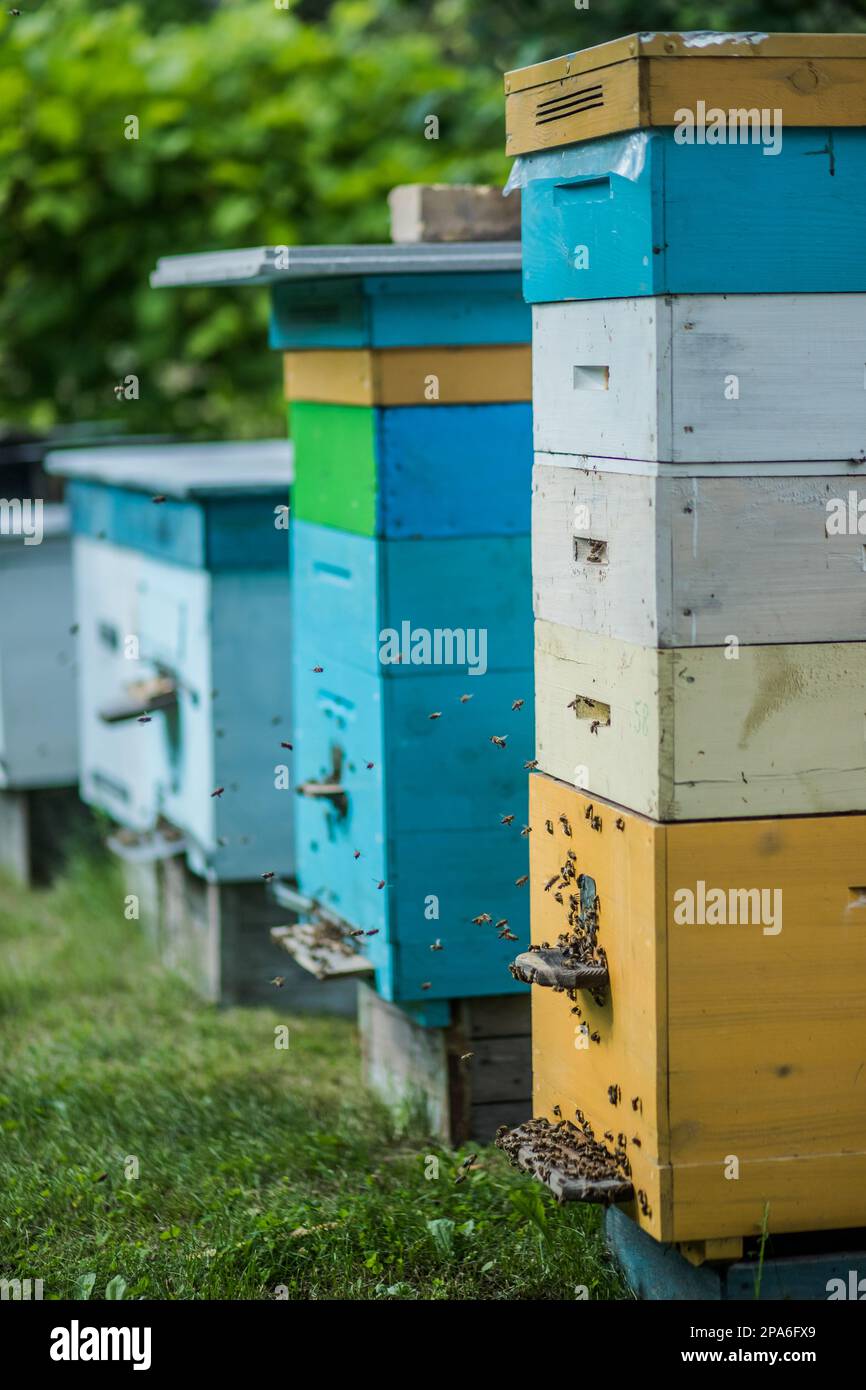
500, 29, 866, 1283
522, 774, 866, 1244
46, 441, 293, 883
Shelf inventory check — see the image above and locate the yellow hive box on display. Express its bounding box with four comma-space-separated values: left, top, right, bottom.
282, 345, 531, 405
526, 771, 866, 1244
505, 32, 866, 155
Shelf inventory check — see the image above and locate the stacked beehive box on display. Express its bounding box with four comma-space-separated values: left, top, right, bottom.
45, 441, 354, 1014
271, 233, 535, 1142
498, 32, 866, 1295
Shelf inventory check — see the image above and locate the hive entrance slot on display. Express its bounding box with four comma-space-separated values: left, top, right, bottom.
574, 535, 608, 565
570, 695, 611, 724
573, 364, 609, 391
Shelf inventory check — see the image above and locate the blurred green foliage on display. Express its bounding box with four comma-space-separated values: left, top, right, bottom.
2, 0, 865, 438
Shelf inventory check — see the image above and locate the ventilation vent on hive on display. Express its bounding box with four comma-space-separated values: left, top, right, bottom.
535, 83, 604, 128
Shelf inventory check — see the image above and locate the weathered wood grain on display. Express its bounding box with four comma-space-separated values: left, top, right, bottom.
532, 294, 866, 463
532, 460, 866, 646
535, 619, 866, 819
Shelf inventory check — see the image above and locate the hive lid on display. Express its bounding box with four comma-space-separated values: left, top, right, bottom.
44, 439, 293, 496
150, 241, 521, 289
505, 31, 866, 91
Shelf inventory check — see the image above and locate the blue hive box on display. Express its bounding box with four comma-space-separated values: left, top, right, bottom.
516, 128, 866, 303
46, 441, 293, 883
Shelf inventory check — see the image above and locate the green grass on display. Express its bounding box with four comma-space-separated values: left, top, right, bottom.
0, 855, 628, 1301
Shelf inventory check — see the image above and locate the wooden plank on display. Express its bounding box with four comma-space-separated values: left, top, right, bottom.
532, 462, 866, 647
270, 923, 374, 979
672, 1154, 866, 1243
466, 1033, 532, 1103
283, 345, 532, 406
535, 619, 866, 820
533, 294, 866, 464
648, 55, 866, 129
388, 184, 520, 243
463, 994, 531, 1038
506, 62, 642, 157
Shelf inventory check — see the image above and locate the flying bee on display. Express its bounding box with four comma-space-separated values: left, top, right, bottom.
137, 713, 152, 724
515, 875, 528, 887
261, 871, 275, 881
312, 665, 324, 673
499, 929, 518, 941
511, 699, 525, 711
460, 1153, 477, 1170
631, 1136, 642, 1147
460, 1052, 475, 1063
500, 814, 515, 826
490, 735, 507, 748
270, 976, 285, 989
281, 741, 293, 750
353, 849, 361, 860
520, 825, 532, 837
454, 1171, 468, 1185
373, 879, 389, 890
471, 913, 491, 925
365, 929, 379, 936
151, 495, 167, 504
211, 787, 225, 798
429, 711, 442, 721
365, 761, 374, 769
524, 759, 538, 770
459, 694, 473, 704
429, 939, 444, 951
420, 981, 432, 991
348, 928, 365, 938
494, 919, 508, 930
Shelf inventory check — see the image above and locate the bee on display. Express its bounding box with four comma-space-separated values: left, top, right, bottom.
631, 1097, 642, 1113
211, 787, 225, 798
544, 875, 558, 892
471, 913, 491, 925
137, 713, 152, 724
494, 919, 508, 930
500, 814, 515, 826
281, 741, 293, 750
270, 976, 285, 988
553, 892, 563, 904
430, 939, 443, 951
615, 817, 625, 831
9, 9, 21, 15
552, 1105, 562, 1118
348, 928, 365, 938
364, 761, 374, 769
603, 1131, 614, 1143
353, 849, 362, 860
511, 699, 525, 711
312, 665, 324, 673
261, 871, 275, 881
558, 814, 571, 836
94, 1172, 109, 1184
420, 981, 432, 991
590, 1031, 601, 1044
631, 1136, 642, 1148
365, 929, 379, 936
151, 495, 167, 505
545, 820, 554, 834
570, 1006, 582, 1017
515, 875, 528, 887
460, 1052, 475, 1063
520, 825, 532, 837
591, 815, 602, 832
374, 879, 388, 890
454, 1171, 468, 1185
490, 735, 507, 748
459, 694, 473, 704
429, 711, 442, 721
590, 720, 601, 736
499, 929, 518, 941
460, 1153, 477, 1170
524, 759, 538, 770
607, 1084, 621, 1106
